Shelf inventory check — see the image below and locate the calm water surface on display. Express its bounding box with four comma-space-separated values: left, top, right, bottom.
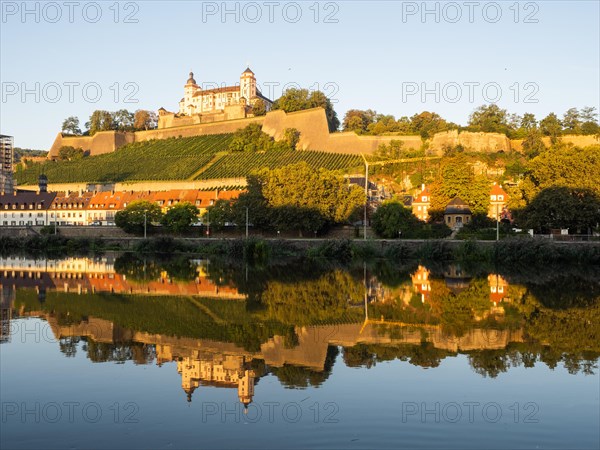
1, 254, 598, 449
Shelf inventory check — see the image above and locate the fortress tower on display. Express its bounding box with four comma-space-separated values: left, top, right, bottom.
240, 67, 257, 103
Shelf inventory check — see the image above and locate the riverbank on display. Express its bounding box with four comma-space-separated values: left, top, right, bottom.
1, 233, 599, 266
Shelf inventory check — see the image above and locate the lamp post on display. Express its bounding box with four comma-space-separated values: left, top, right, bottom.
496, 203, 499, 241
245, 206, 249, 239
206, 209, 210, 238
143, 209, 147, 239
361, 154, 369, 241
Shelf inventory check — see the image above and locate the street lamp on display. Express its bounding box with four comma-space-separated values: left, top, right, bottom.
361, 154, 369, 241
245, 206, 249, 239
143, 209, 147, 239
206, 209, 210, 238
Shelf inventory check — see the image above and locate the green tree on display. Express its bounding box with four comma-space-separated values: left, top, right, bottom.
518, 187, 600, 233
521, 129, 546, 159
61, 116, 81, 135
58, 146, 85, 161
580, 106, 599, 135
371, 201, 419, 238
113, 109, 135, 132
410, 111, 452, 138
251, 98, 267, 116
260, 162, 364, 226
428, 155, 491, 218
134, 110, 158, 130
115, 200, 163, 234
468, 104, 510, 134
85, 110, 114, 136
376, 140, 405, 159
204, 199, 234, 230
562, 108, 581, 134
229, 123, 275, 152
521, 113, 537, 130
343, 109, 377, 133
272, 88, 340, 132
161, 202, 199, 233
282, 128, 301, 150
539, 113, 563, 145
520, 145, 600, 202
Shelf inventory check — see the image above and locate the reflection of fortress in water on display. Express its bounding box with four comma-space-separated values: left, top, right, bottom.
10, 309, 525, 405
3, 258, 523, 404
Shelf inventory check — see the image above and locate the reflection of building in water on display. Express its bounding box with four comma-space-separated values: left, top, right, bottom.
488, 274, 510, 306
411, 265, 431, 303
22, 310, 526, 403
0, 256, 244, 300
0, 285, 15, 343
444, 265, 472, 295
177, 353, 256, 405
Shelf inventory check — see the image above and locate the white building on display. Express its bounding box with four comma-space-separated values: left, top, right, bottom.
178, 68, 273, 116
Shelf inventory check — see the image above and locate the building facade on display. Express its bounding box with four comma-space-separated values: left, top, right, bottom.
0, 190, 56, 226
412, 184, 431, 222
0, 188, 243, 227
178, 68, 272, 117
444, 197, 472, 230
0, 135, 14, 194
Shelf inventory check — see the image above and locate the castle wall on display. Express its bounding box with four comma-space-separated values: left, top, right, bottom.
510, 134, 600, 152
47, 108, 600, 162
429, 130, 511, 154
47, 131, 135, 159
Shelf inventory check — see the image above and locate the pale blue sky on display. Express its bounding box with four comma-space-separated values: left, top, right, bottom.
1, 0, 599, 149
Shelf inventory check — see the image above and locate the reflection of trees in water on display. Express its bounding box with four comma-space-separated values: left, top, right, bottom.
343, 343, 453, 370
113, 253, 198, 282
467, 343, 599, 378
256, 271, 364, 325
83, 339, 156, 365
270, 346, 339, 389
59, 336, 80, 358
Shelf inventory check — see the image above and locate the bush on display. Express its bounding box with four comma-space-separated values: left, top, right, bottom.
417, 240, 453, 261
307, 239, 353, 263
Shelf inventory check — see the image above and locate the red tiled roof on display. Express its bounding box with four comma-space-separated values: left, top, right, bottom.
192, 86, 240, 97
490, 183, 507, 196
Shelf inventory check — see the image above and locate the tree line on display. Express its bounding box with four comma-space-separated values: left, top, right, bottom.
342, 105, 600, 144
61, 109, 159, 136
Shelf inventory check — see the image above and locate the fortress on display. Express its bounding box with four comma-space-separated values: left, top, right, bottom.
46, 67, 600, 159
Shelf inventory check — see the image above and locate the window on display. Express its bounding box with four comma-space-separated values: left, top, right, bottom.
491, 195, 497, 201
498, 195, 504, 201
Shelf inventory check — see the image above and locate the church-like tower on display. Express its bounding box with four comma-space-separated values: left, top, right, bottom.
240, 67, 256, 102
182, 71, 198, 115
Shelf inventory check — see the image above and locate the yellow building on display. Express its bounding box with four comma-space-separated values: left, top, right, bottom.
412, 184, 431, 222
